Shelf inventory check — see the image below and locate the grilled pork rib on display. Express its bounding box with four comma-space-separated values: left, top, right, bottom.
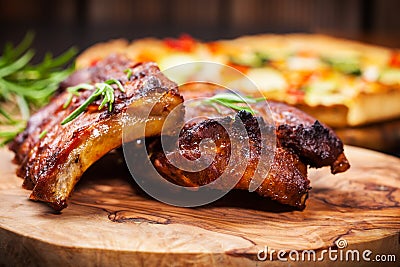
268, 101, 350, 174
149, 85, 349, 209
9, 55, 183, 210
151, 111, 311, 209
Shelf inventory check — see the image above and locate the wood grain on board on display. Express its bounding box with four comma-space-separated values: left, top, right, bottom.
0, 146, 399, 266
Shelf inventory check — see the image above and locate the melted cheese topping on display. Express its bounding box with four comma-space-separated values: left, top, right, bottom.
287, 56, 321, 71
246, 68, 288, 92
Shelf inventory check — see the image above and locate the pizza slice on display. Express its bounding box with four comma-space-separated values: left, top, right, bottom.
76, 34, 400, 127
210, 34, 400, 127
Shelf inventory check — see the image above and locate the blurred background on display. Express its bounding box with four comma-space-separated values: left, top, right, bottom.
1, 0, 400, 57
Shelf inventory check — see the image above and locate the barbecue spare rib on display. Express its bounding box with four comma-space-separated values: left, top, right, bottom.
9, 55, 349, 211
9, 55, 183, 211
149, 84, 350, 209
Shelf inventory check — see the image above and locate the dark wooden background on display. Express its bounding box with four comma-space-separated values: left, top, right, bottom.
1, 0, 400, 57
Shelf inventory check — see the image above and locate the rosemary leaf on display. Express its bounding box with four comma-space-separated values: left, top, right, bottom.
124, 68, 133, 80
16, 95, 30, 120
0, 106, 15, 122
39, 129, 47, 139
203, 93, 265, 114
0, 31, 34, 67
61, 90, 100, 125
61, 79, 126, 125
0, 50, 34, 78
106, 78, 125, 92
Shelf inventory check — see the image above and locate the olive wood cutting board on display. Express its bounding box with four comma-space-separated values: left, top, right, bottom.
0, 146, 399, 267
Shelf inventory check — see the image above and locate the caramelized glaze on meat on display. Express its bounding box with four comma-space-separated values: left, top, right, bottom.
180, 84, 350, 174
149, 84, 349, 209
268, 101, 350, 174
9, 55, 183, 210
151, 111, 310, 209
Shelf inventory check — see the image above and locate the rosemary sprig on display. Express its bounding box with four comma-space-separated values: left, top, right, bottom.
0, 32, 77, 145
61, 79, 126, 125
202, 93, 265, 114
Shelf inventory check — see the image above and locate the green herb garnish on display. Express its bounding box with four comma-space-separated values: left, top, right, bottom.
0, 32, 77, 145
124, 68, 133, 80
202, 93, 265, 114
38, 129, 47, 139
61, 79, 126, 125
